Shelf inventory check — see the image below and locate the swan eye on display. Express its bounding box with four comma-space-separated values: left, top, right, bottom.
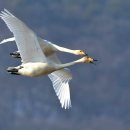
79, 50, 86, 55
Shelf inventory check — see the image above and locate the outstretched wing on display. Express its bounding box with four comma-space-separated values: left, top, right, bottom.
46, 49, 72, 109
0, 9, 46, 63
48, 69, 72, 109
0, 37, 15, 44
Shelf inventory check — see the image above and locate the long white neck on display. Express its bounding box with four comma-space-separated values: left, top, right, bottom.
52, 44, 76, 54
55, 58, 84, 70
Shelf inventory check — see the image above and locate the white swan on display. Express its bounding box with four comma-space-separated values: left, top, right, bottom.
0, 9, 96, 109
0, 37, 86, 57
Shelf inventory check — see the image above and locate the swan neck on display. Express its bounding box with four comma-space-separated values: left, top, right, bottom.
55, 58, 83, 70
53, 45, 76, 54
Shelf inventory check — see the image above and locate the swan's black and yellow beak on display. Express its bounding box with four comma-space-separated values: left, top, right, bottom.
90, 59, 98, 65
80, 51, 87, 56
87, 57, 98, 65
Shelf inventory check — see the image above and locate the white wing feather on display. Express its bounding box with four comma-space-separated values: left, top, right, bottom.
0, 37, 15, 44
0, 9, 46, 63
46, 48, 72, 109
48, 69, 72, 109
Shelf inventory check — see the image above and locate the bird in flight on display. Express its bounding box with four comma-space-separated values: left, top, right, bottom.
0, 9, 97, 109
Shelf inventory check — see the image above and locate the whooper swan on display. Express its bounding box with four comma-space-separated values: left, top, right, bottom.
0, 9, 97, 109
0, 37, 86, 57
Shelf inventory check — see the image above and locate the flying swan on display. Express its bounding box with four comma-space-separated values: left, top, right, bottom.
0, 9, 97, 109
0, 37, 87, 58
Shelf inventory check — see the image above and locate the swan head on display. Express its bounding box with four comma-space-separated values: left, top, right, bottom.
75, 50, 87, 56
82, 56, 98, 64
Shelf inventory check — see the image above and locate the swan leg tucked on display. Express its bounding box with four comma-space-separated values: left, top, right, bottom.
7, 66, 23, 75
10, 51, 21, 58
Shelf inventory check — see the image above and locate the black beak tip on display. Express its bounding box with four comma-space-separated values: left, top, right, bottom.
94, 59, 98, 61
85, 53, 88, 56
90, 61, 96, 65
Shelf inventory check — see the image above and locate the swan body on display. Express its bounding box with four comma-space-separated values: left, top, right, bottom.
7, 57, 91, 77
0, 9, 96, 109
9, 62, 56, 77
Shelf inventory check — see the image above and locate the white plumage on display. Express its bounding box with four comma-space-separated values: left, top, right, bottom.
0, 9, 96, 109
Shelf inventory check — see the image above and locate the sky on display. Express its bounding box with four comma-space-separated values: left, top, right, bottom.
0, 0, 130, 130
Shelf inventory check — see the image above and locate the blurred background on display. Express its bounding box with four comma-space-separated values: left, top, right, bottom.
0, 0, 130, 130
